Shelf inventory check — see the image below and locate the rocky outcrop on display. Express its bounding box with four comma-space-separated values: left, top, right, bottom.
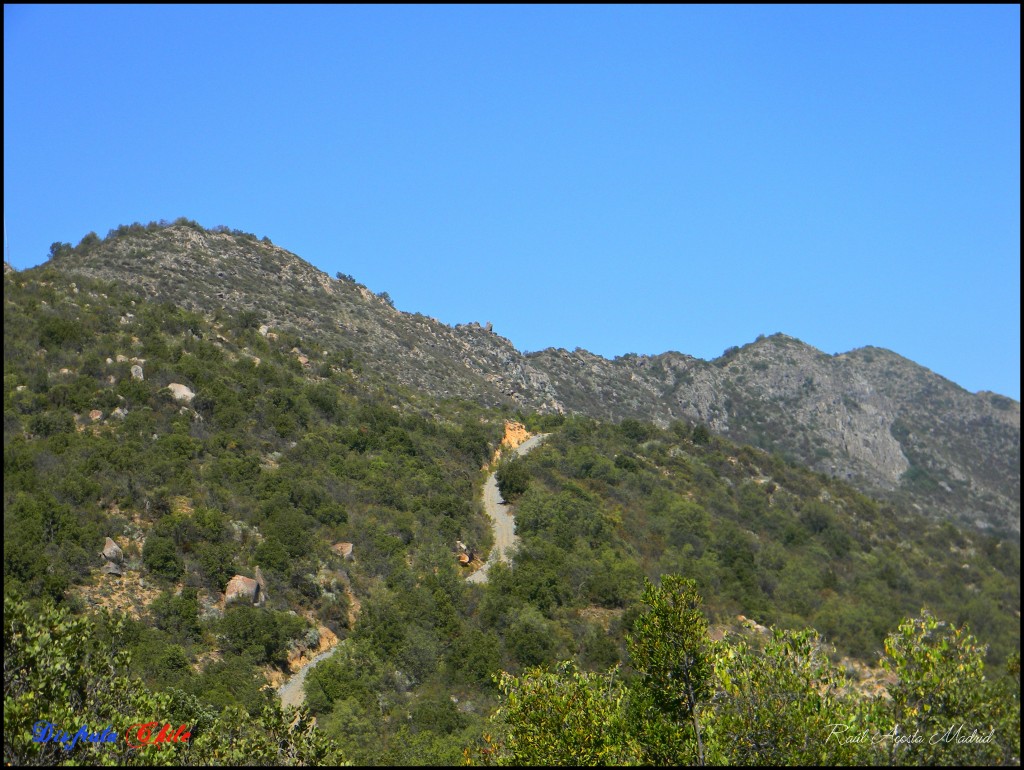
254, 565, 268, 602
165, 383, 195, 403
102, 537, 124, 564
224, 574, 263, 606
331, 542, 354, 560
100, 536, 125, 578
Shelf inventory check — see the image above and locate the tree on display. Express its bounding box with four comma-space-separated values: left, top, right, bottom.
48, 241, 73, 260
704, 628, 863, 765
496, 456, 530, 501
470, 662, 639, 766
626, 575, 713, 765
874, 611, 1014, 765
142, 535, 184, 581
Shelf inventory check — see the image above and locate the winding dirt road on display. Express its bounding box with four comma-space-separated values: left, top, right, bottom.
467, 433, 548, 585
277, 432, 548, 706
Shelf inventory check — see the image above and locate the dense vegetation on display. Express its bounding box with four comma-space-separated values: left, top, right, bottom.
4, 591, 343, 765
4, 253, 1019, 765
468, 576, 1020, 766
499, 415, 1019, 665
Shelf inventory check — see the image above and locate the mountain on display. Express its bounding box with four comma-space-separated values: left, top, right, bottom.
42, 220, 1020, 535
5, 230, 1020, 766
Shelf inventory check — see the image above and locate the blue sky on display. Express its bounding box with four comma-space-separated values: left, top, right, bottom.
4, 5, 1020, 400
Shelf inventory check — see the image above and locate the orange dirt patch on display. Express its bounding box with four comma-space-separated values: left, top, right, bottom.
491, 421, 533, 465
69, 569, 163, 621
287, 625, 340, 674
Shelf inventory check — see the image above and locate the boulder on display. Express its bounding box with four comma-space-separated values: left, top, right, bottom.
224, 574, 261, 605
89, 409, 103, 421
130, 364, 144, 381
331, 542, 354, 560
102, 537, 124, 564
166, 383, 196, 403
102, 562, 123, 576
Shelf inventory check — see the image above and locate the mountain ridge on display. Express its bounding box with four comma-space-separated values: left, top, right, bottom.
33, 220, 1020, 535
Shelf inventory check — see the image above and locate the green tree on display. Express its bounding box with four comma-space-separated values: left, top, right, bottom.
496, 456, 530, 501
704, 628, 862, 765
627, 575, 713, 765
873, 611, 1014, 765
472, 662, 639, 765
142, 535, 183, 581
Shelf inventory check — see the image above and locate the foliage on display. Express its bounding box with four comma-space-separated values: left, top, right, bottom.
627, 575, 713, 763
473, 662, 640, 765
142, 535, 183, 581
870, 612, 1019, 765
3, 589, 346, 766
704, 628, 860, 765
495, 455, 530, 501
218, 605, 307, 667
471, 576, 1021, 767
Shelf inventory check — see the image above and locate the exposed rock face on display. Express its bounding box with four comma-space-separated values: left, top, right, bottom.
224, 575, 262, 606
165, 382, 195, 403
501, 421, 531, 451
49, 223, 1020, 535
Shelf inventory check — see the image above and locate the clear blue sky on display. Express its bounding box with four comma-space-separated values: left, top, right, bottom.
5, 5, 1020, 400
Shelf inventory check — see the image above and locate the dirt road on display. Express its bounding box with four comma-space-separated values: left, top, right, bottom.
277, 433, 548, 705
277, 644, 341, 710
467, 433, 548, 585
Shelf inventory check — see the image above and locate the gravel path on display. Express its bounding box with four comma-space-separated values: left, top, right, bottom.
467, 433, 548, 585
277, 644, 341, 710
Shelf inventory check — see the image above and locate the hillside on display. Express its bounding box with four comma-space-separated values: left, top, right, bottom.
4, 221, 1020, 765
42, 219, 1020, 536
